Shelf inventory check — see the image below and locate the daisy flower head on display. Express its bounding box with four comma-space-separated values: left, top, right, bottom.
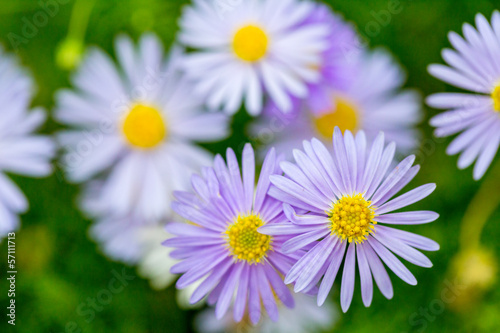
253, 49, 422, 160
164, 144, 301, 324
259, 128, 440, 312
55, 33, 230, 220
194, 292, 337, 333
295, 3, 361, 114
178, 0, 331, 115
427, 11, 500, 180
0, 46, 55, 237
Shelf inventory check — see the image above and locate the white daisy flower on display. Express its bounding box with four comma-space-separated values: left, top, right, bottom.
0, 46, 55, 237
178, 0, 330, 115
427, 12, 500, 180
88, 208, 200, 303
136, 225, 178, 290
194, 293, 337, 333
55, 34, 230, 220
252, 49, 422, 159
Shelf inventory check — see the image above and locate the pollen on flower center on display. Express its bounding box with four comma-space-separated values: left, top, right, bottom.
313, 97, 359, 139
328, 193, 376, 244
492, 84, 500, 112
232, 25, 269, 62
225, 214, 271, 263
122, 104, 166, 149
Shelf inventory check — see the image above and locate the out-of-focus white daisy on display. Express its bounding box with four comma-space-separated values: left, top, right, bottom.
252, 49, 422, 159
0, 46, 55, 237
55, 34, 229, 220
137, 224, 178, 290
88, 212, 148, 264
427, 12, 500, 180
194, 293, 337, 333
178, 0, 330, 115
89, 209, 200, 307
88, 211, 175, 283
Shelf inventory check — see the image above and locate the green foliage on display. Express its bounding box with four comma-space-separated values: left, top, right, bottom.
0, 0, 499, 332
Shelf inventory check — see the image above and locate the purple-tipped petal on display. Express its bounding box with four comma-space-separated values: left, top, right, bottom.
283, 203, 329, 225
270, 175, 331, 211
377, 183, 437, 215
256, 264, 279, 321
364, 241, 394, 299
190, 259, 233, 304
333, 127, 353, 194
374, 228, 433, 268
375, 211, 439, 225
368, 238, 417, 286
365, 142, 396, 199
357, 243, 374, 307
362, 132, 385, 193
215, 263, 244, 319
242, 143, 255, 214
282, 228, 330, 254
294, 237, 337, 292
378, 225, 440, 251
318, 241, 347, 306
254, 148, 276, 212
249, 268, 262, 325
258, 222, 319, 236
263, 263, 294, 308
371, 155, 415, 205
233, 264, 250, 322
340, 243, 356, 312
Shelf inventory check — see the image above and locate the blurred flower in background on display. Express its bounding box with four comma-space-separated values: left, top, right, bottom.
194, 293, 337, 333
253, 49, 422, 160
427, 11, 500, 180
178, 0, 331, 115
0, 46, 55, 238
260, 128, 439, 312
56, 37, 85, 71
55, 34, 229, 221
445, 246, 497, 316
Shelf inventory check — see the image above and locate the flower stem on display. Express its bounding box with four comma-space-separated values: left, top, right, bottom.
459, 159, 500, 250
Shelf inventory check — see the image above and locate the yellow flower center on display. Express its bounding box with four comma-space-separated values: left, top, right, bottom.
328, 193, 376, 244
313, 97, 359, 139
232, 25, 269, 62
122, 104, 166, 149
492, 84, 500, 112
225, 215, 271, 264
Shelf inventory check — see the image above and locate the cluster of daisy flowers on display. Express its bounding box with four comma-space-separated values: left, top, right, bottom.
2, 0, 500, 330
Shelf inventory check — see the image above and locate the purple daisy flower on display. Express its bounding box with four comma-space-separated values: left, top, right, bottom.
259, 128, 439, 312
427, 12, 500, 180
301, 3, 361, 113
252, 49, 421, 160
164, 144, 300, 324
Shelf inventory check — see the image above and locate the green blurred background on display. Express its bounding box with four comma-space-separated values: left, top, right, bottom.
0, 0, 499, 332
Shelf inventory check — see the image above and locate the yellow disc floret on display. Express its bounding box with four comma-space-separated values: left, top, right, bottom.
313, 97, 359, 139
232, 25, 269, 62
328, 193, 376, 244
225, 215, 271, 264
122, 104, 166, 149
492, 84, 500, 112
